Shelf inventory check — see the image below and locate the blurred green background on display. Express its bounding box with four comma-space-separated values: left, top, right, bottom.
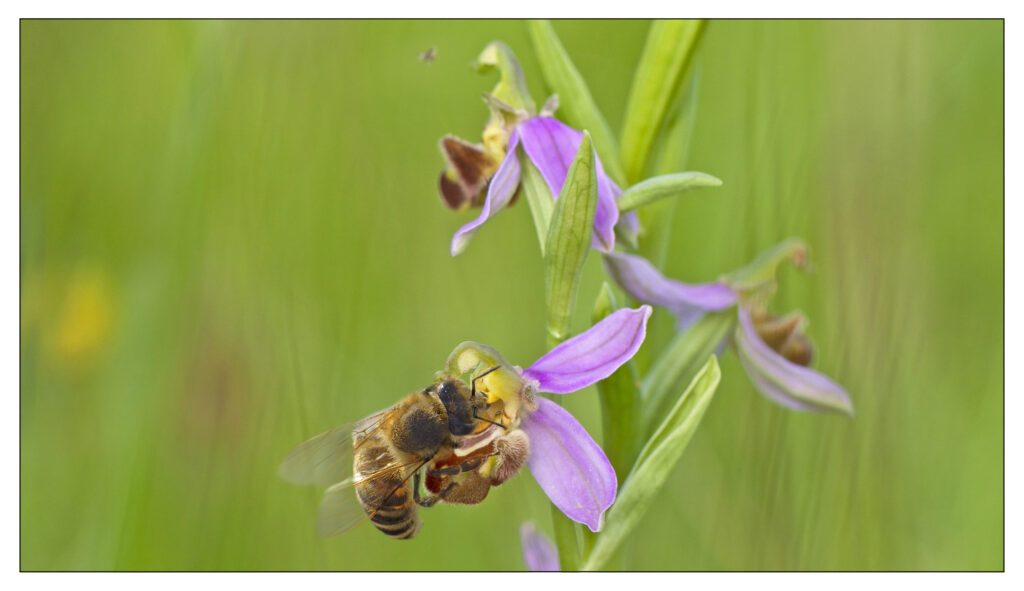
20, 20, 1003, 570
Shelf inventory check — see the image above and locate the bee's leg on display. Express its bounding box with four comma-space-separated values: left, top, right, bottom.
427, 455, 489, 479
413, 471, 456, 508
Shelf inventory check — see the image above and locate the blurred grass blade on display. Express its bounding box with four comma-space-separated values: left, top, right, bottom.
617, 171, 722, 212
592, 283, 642, 480
642, 312, 733, 434
620, 20, 706, 183
726, 238, 809, 294
544, 132, 597, 345
582, 356, 721, 571
527, 20, 626, 185
520, 156, 555, 256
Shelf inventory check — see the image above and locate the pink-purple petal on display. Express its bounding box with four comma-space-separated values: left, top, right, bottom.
522, 306, 652, 394
518, 117, 620, 252
735, 306, 854, 414
520, 523, 560, 571
603, 251, 738, 322
450, 131, 522, 256
521, 398, 617, 532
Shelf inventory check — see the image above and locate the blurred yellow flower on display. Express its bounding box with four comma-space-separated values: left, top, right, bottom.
49, 267, 116, 371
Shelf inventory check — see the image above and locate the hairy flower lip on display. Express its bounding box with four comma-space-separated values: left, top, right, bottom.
448, 116, 622, 256
448, 305, 651, 531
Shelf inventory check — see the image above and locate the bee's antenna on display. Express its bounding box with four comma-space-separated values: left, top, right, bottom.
470, 365, 501, 399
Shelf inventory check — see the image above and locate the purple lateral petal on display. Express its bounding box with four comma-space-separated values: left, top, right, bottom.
518, 117, 620, 252
450, 131, 522, 256
522, 306, 651, 394
520, 523, 560, 571
735, 306, 854, 414
521, 398, 617, 532
603, 251, 738, 324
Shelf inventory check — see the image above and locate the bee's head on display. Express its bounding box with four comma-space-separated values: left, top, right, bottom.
429, 377, 475, 436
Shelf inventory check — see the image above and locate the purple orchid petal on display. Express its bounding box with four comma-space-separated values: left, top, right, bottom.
450, 131, 522, 256
735, 306, 854, 415
518, 117, 620, 252
522, 306, 651, 394
521, 398, 617, 532
520, 523, 560, 571
603, 251, 738, 324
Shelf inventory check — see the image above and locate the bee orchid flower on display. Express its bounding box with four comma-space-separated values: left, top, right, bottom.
446, 305, 652, 532
520, 522, 560, 571
603, 243, 853, 415
438, 42, 623, 257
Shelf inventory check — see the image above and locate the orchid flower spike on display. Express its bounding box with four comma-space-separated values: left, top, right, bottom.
603, 241, 853, 415
438, 42, 624, 256
445, 305, 652, 531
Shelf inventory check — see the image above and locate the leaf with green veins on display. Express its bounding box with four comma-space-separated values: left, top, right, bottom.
526, 20, 625, 186
726, 238, 809, 295
641, 312, 734, 435
592, 283, 643, 480
617, 171, 722, 212
582, 356, 721, 571
620, 20, 706, 183
544, 132, 597, 345
520, 156, 554, 255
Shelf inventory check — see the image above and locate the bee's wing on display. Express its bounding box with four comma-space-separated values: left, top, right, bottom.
316, 457, 429, 537
278, 408, 394, 486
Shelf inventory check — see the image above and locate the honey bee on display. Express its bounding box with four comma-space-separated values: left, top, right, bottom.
279, 369, 520, 539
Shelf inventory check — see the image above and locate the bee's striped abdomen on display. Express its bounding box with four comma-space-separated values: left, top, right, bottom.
353, 441, 421, 540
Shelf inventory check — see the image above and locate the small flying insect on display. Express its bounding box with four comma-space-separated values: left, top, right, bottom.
418, 47, 437, 63
279, 369, 510, 539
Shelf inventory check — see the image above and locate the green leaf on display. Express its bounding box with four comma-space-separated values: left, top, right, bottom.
642, 312, 734, 434
476, 41, 535, 113
592, 283, 642, 480
544, 132, 597, 345
582, 356, 722, 571
637, 70, 702, 268
726, 238, 809, 295
520, 156, 554, 256
617, 171, 722, 213
619, 20, 706, 184
526, 20, 626, 185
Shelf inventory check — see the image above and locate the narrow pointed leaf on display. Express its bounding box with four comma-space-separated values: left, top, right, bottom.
582, 356, 721, 571
641, 311, 734, 434
520, 156, 555, 255
527, 20, 625, 185
544, 132, 597, 345
620, 20, 706, 183
638, 70, 702, 268
617, 171, 722, 212
592, 284, 642, 479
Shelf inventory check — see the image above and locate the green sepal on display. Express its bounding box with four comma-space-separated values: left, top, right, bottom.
582, 356, 722, 571
520, 157, 554, 256
544, 131, 597, 345
725, 238, 809, 295
617, 171, 722, 213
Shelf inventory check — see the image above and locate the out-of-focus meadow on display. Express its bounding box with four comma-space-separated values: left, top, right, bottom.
20, 20, 1003, 570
